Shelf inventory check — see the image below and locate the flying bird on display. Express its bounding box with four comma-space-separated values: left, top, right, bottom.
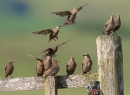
5, 60, 15, 78
42, 59, 60, 78
113, 14, 121, 32
51, 3, 88, 26
27, 54, 44, 77
39, 39, 73, 58
82, 54, 93, 74
102, 15, 115, 35
43, 56, 52, 71
66, 57, 77, 75
32, 25, 63, 43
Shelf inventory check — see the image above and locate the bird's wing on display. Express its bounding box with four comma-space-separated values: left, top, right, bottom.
32, 29, 53, 35
39, 48, 52, 53
56, 39, 73, 47
77, 3, 89, 11
26, 54, 38, 59
51, 11, 71, 17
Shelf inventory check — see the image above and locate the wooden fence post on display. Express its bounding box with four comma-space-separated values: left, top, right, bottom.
96, 33, 124, 95
45, 76, 57, 95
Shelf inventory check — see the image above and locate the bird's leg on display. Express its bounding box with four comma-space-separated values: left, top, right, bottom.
52, 39, 56, 41
56, 36, 58, 40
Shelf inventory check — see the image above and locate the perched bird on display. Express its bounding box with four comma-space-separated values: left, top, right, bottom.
51, 3, 88, 25
82, 54, 93, 74
42, 59, 60, 78
66, 57, 77, 75
102, 15, 115, 35
43, 56, 52, 71
32, 25, 63, 43
113, 14, 121, 32
27, 54, 44, 77
39, 39, 73, 58
5, 60, 15, 78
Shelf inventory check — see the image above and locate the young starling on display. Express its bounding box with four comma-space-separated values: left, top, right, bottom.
82, 54, 93, 74
42, 59, 60, 78
66, 57, 77, 75
5, 60, 15, 78
102, 15, 115, 35
27, 54, 44, 77
43, 56, 52, 71
113, 14, 121, 32
39, 39, 73, 58
32, 25, 63, 43
51, 3, 88, 25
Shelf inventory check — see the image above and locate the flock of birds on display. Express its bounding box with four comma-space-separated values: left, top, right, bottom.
4, 3, 121, 79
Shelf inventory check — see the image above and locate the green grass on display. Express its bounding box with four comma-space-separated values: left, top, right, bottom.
0, 0, 130, 95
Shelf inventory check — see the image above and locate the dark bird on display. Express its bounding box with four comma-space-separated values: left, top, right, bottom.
27, 54, 44, 77
113, 14, 121, 32
82, 54, 93, 74
32, 25, 63, 43
102, 15, 115, 35
66, 57, 77, 75
43, 56, 52, 71
5, 60, 15, 78
39, 39, 73, 58
42, 59, 60, 78
51, 3, 88, 25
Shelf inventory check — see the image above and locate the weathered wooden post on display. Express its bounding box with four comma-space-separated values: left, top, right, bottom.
96, 33, 124, 95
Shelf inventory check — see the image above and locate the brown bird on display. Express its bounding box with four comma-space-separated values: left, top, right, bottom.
82, 54, 93, 74
42, 59, 60, 78
32, 25, 63, 43
39, 39, 73, 58
113, 14, 121, 32
51, 3, 88, 26
102, 15, 115, 35
27, 54, 44, 77
43, 56, 52, 71
66, 57, 77, 75
5, 60, 15, 78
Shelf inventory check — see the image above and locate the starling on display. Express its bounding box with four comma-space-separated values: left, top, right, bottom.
42, 59, 60, 78
102, 15, 115, 35
113, 14, 121, 32
32, 25, 63, 43
5, 60, 15, 78
27, 54, 44, 77
39, 39, 73, 58
66, 57, 77, 75
51, 3, 88, 25
82, 54, 93, 74
43, 56, 52, 71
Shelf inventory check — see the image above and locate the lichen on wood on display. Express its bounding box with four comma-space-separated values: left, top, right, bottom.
96, 33, 124, 95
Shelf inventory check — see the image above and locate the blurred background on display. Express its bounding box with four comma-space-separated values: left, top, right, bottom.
0, 0, 130, 95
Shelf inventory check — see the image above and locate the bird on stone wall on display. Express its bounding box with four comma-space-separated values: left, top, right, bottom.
27, 54, 44, 77
43, 56, 52, 71
42, 59, 60, 78
113, 14, 121, 32
82, 54, 93, 74
66, 56, 77, 75
39, 39, 73, 58
32, 25, 63, 43
5, 60, 15, 78
102, 15, 115, 35
51, 3, 88, 26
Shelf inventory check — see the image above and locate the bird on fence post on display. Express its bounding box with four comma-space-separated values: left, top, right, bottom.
27, 54, 45, 77
66, 56, 77, 75
43, 56, 52, 71
32, 25, 63, 43
51, 3, 88, 26
113, 14, 121, 32
5, 60, 15, 78
82, 54, 93, 74
42, 59, 60, 78
102, 15, 115, 35
39, 39, 73, 58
